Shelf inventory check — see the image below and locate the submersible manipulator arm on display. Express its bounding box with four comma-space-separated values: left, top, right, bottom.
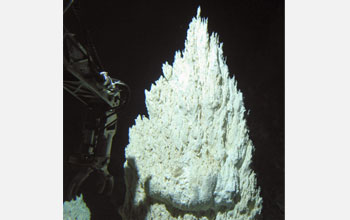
64, 15, 130, 200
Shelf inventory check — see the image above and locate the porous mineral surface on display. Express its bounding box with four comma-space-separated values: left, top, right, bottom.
63, 194, 91, 220
120, 7, 262, 220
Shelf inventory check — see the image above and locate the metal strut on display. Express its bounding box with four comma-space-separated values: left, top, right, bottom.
64, 1, 130, 200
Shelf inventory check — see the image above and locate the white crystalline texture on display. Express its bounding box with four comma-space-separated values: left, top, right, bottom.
63, 194, 91, 220
120, 7, 262, 220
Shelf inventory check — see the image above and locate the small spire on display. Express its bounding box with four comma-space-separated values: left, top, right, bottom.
196, 6, 201, 18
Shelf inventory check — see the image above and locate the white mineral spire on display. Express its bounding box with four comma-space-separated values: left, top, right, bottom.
120, 7, 262, 220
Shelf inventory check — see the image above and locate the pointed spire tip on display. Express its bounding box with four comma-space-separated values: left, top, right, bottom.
196, 6, 201, 18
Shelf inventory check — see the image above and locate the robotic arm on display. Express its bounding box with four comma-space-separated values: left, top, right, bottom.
66, 109, 118, 200
64, 10, 130, 200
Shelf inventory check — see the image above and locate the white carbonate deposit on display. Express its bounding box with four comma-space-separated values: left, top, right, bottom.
120, 7, 262, 220
63, 194, 91, 220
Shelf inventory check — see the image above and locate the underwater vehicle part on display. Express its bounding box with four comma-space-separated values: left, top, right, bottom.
64, 1, 130, 202
66, 108, 116, 201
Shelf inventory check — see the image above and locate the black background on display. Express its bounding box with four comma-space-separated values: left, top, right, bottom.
64, 0, 284, 219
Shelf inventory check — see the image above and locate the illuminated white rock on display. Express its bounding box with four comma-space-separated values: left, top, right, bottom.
63, 194, 91, 220
120, 7, 262, 220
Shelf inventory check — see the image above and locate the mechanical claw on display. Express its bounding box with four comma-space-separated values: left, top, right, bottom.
67, 166, 94, 201
67, 154, 115, 200
66, 109, 118, 200
96, 168, 114, 195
